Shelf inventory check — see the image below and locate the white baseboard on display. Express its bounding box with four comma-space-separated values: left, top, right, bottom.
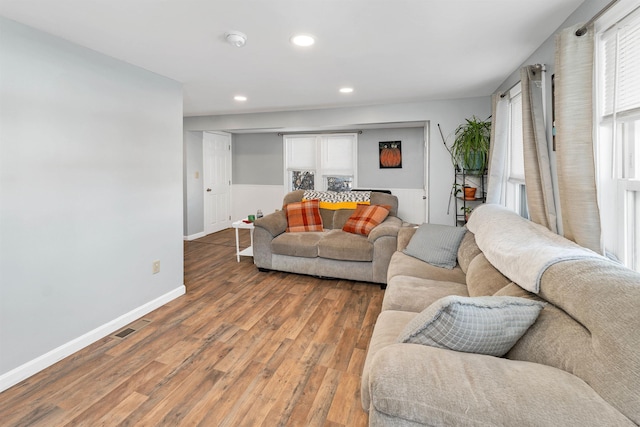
0, 285, 186, 393
184, 231, 206, 241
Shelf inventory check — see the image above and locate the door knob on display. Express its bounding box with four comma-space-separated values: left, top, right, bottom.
206, 188, 212, 192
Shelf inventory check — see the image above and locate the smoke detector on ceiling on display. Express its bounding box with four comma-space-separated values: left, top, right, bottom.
225, 31, 247, 48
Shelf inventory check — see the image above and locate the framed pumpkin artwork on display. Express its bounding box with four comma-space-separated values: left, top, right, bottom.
379, 141, 402, 169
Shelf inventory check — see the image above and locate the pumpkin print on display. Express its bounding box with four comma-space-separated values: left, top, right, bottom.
379, 142, 402, 168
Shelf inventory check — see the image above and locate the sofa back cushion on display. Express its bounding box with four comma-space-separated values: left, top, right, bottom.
507, 258, 640, 425
282, 190, 399, 230
370, 191, 398, 217
457, 231, 481, 274
465, 254, 511, 296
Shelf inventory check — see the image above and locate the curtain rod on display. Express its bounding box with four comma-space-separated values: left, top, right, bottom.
277, 130, 363, 136
499, 64, 545, 98
576, 0, 619, 36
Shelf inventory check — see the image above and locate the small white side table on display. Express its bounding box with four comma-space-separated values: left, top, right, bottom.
232, 219, 254, 262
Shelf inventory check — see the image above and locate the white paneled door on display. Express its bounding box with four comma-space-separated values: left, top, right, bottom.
203, 131, 231, 235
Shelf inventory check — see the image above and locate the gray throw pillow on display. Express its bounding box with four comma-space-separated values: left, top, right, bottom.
398, 296, 545, 357
403, 223, 467, 269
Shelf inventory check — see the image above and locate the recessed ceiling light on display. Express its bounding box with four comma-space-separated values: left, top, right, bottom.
290, 34, 315, 47
339, 87, 354, 93
234, 95, 247, 101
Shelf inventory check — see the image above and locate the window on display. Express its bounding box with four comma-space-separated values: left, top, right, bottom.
284, 133, 358, 192
596, 5, 640, 270
504, 83, 529, 218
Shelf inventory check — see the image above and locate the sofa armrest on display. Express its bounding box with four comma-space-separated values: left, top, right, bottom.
253, 211, 287, 270
369, 217, 402, 284
396, 225, 417, 251
367, 344, 633, 426
253, 210, 287, 237
368, 216, 402, 242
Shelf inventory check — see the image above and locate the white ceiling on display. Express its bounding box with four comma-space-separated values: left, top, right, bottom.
0, 0, 585, 117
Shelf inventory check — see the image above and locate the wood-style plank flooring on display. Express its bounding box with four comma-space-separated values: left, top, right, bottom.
0, 228, 384, 426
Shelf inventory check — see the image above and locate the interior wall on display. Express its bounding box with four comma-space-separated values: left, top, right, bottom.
233, 133, 283, 185
358, 127, 424, 189
0, 18, 184, 380
184, 96, 490, 225
184, 131, 204, 237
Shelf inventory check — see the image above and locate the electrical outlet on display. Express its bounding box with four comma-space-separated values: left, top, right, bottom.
152, 260, 160, 274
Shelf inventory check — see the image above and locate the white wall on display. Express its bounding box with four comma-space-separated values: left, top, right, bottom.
184, 96, 490, 226
0, 17, 185, 388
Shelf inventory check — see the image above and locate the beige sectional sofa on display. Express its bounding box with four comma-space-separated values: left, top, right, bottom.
362, 204, 640, 426
253, 190, 402, 285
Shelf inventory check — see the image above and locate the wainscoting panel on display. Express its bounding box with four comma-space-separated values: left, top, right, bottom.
386, 188, 426, 225
232, 184, 286, 221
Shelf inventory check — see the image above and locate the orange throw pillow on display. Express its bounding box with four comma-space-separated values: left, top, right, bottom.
342, 204, 390, 236
285, 199, 324, 232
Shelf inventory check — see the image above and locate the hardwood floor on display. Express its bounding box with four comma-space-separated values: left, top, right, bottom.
0, 228, 383, 426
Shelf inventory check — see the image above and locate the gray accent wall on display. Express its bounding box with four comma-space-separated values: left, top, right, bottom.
230, 128, 424, 189
358, 127, 424, 189
185, 97, 491, 225
0, 18, 184, 376
233, 133, 283, 185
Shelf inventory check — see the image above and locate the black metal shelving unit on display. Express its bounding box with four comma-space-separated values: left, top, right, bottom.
454, 170, 486, 226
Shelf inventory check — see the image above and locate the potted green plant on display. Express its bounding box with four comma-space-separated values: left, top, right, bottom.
452, 116, 491, 173
461, 206, 474, 222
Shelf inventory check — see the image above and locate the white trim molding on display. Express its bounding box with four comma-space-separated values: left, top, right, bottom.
0, 285, 186, 392
184, 231, 207, 241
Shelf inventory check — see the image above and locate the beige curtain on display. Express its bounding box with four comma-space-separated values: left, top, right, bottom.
555, 24, 603, 254
521, 65, 558, 233
486, 93, 509, 205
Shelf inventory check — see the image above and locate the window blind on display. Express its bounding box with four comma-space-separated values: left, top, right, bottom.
601, 7, 640, 117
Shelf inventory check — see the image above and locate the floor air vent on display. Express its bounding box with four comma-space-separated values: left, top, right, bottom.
112, 318, 151, 339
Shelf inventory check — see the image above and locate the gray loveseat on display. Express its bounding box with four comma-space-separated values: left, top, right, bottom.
253, 190, 402, 285
362, 204, 640, 426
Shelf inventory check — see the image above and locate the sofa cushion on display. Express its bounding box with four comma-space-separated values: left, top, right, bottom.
331, 208, 355, 230
466, 253, 512, 296
403, 223, 467, 269
507, 258, 640, 424
285, 199, 323, 232
457, 231, 481, 273
493, 282, 540, 300
387, 251, 466, 284
319, 208, 336, 230
396, 226, 417, 251
398, 296, 545, 357
382, 276, 469, 312
361, 310, 418, 412
271, 231, 323, 258
342, 204, 390, 236
367, 344, 636, 426
317, 230, 374, 261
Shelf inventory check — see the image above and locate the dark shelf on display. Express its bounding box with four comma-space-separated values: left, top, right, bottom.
454, 170, 487, 227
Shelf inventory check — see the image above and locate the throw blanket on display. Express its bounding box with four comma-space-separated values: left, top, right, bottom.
303, 190, 371, 210
466, 204, 604, 294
